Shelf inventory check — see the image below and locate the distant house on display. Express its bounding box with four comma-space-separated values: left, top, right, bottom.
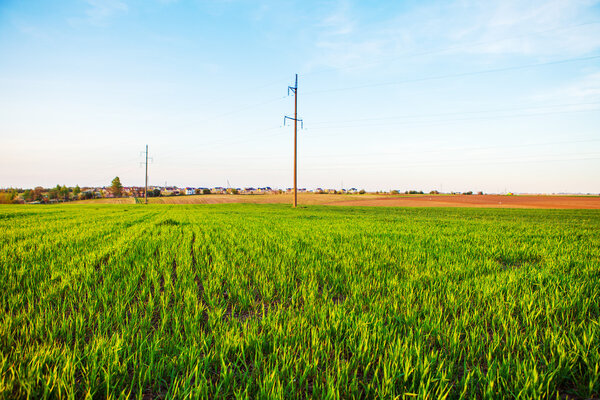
185, 187, 195, 195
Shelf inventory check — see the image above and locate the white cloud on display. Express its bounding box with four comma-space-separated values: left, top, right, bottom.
532, 71, 600, 103
303, 1, 387, 72
318, 2, 354, 36
79, 0, 128, 26
304, 0, 600, 73
447, 0, 600, 56
12, 18, 52, 41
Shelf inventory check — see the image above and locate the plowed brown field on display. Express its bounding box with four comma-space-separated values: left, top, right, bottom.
329, 194, 600, 209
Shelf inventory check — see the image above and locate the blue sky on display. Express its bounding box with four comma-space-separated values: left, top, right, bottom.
1, 0, 599, 193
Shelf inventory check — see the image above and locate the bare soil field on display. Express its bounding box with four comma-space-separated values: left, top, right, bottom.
71, 197, 135, 204
331, 194, 600, 209
146, 193, 380, 205
72, 193, 600, 209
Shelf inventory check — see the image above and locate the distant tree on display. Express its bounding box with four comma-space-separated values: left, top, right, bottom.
111, 177, 123, 198
23, 189, 33, 202
33, 186, 44, 201
203, 188, 211, 195
390, 190, 399, 195
73, 185, 81, 197
430, 190, 439, 195
60, 185, 69, 201
477, 191, 484, 195
9, 189, 23, 204
1, 189, 20, 203
48, 185, 60, 200
464, 191, 473, 195
152, 188, 161, 197
359, 189, 366, 194
0, 193, 11, 204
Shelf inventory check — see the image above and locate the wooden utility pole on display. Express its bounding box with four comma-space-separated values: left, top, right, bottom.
293, 74, 298, 208
285, 74, 302, 208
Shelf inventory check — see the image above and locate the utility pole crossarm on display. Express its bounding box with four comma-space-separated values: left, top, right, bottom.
283, 116, 303, 128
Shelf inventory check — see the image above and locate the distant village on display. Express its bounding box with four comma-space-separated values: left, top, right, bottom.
2, 179, 514, 205
95, 185, 364, 198
0, 184, 367, 204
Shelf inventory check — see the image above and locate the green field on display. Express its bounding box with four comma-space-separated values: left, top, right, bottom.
1, 204, 599, 399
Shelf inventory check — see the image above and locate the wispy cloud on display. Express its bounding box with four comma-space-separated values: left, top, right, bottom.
318, 0, 354, 36
304, 0, 386, 72
532, 71, 600, 103
450, 0, 600, 56
304, 0, 600, 73
12, 18, 52, 41
74, 0, 129, 26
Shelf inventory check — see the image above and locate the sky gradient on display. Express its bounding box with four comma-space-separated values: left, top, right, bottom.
1, 0, 599, 193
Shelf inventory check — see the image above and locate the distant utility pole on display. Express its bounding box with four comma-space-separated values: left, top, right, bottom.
145, 145, 148, 204
284, 74, 303, 208
140, 145, 152, 204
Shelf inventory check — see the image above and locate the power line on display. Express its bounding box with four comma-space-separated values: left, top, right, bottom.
199, 95, 287, 123
289, 138, 600, 161
303, 107, 600, 133
300, 152, 600, 171
196, 76, 291, 108
299, 20, 600, 77
132, 101, 599, 163
179, 155, 600, 173
183, 137, 600, 163
308, 101, 600, 127
154, 126, 284, 161
303, 54, 600, 95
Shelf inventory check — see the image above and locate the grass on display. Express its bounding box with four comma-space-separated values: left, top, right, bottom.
1, 204, 599, 399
